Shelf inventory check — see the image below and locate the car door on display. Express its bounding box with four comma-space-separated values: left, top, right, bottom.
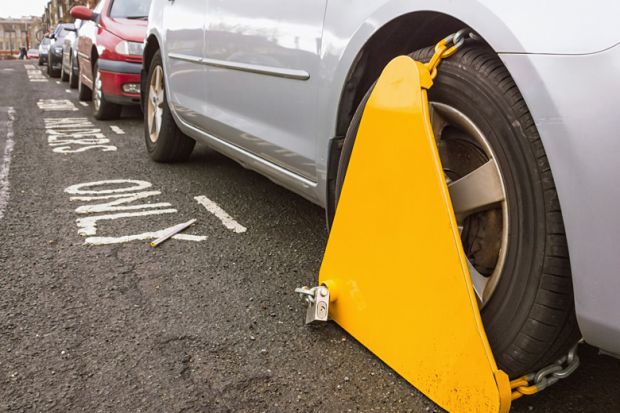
163, 0, 207, 126
76, 1, 105, 89
203, 0, 328, 181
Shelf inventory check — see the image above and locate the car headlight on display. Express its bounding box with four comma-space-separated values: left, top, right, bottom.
54, 46, 63, 53
115, 40, 144, 56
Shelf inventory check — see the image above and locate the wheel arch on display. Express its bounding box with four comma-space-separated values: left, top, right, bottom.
142, 34, 161, 110
143, 34, 161, 76
325, 10, 500, 223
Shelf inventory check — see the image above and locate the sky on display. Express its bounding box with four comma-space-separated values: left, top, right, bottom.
0, 0, 49, 18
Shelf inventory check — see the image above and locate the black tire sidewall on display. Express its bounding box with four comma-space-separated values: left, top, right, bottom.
69, 55, 78, 88
143, 51, 195, 162
77, 63, 91, 102
424, 59, 545, 356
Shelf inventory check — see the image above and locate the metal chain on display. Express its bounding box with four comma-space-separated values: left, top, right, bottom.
425, 28, 474, 79
510, 340, 582, 400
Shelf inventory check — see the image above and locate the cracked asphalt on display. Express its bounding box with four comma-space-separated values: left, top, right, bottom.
1, 59, 619, 413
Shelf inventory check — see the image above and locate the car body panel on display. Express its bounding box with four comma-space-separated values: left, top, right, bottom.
38, 37, 51, 61
49, 24, 74, 71
62, 19, 82, 79
146, 0, 620, 355
201, 0, 328, 180
161, 0, 207, 127
75, 0, 149, 104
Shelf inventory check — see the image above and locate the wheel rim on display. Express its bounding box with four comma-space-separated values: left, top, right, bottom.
430, 102, 509, 307
94, 68, 102, 111
147, 65, 165, 143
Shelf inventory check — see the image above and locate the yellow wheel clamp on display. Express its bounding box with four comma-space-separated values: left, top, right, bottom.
315, 32, 513, 412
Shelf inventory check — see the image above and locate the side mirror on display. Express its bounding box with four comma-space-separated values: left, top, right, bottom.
66, 27, 77, 32
49, 34, 56, 40
70, 6, 97, 22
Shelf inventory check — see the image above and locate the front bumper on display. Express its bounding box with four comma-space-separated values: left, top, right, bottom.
99, 58, 142, 106
501, 44, 620, 357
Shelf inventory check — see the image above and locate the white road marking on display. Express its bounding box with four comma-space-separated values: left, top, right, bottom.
65, 179, 152, 195
44, 117, 117, 153
2, 68, 15, 72
37, 99, 78, 111
79, 102, 88, 107
195, 195, 247, 233
23, 64, 47, 81
77, 209, 178, 236
56, 81, 60, 84
66, 179, 207, 245
65, 89, 72, 93
26, 66, 47, 82
72, 191, 168, 214
0, 107, 16, 220
110, 125, 125, 135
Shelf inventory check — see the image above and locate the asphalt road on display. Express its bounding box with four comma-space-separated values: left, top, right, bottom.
0, 59, 619, 412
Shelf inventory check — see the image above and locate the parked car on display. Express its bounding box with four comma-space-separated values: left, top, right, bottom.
70, 0, 151, 120
27, 49, 39, 60
61, 19, 82, 88
143, 0, 620, 378
38, 37, 51, 66
47, 23, 75, 77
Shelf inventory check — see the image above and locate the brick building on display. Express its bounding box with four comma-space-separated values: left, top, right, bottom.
0, 16, 44, 54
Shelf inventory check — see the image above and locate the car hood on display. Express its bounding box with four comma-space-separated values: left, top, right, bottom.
103, 17, 147, 43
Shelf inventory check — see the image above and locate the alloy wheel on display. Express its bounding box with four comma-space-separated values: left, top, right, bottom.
93, 67, 102, 112
147, 65, 165, 143
430, 102, 509, 307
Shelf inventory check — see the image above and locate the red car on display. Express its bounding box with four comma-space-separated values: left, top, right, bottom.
70, 0, 151, 120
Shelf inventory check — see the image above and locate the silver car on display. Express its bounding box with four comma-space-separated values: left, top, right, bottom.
142, 0, 620, 378
61, 19, 82, 88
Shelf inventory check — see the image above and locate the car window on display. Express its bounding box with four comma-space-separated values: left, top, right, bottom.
109, 0, 152, 18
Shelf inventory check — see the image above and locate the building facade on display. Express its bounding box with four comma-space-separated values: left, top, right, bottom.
0, 17, 44, 54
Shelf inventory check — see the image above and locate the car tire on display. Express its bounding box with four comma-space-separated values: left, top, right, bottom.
38, 58, 43, 66
143, 50, 195, 162
77, 64, 92, 102
69, 56, 79, 89
60, 59, 69, 82
92, 62, 122, 120
47, 56, 60, 78
335, 42, 580, 378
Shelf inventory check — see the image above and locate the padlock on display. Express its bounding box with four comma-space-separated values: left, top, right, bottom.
305, 285, 330, 324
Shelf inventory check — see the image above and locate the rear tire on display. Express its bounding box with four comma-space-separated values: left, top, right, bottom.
47, 55, 60, 78
143, 50, 195, 162
77, 64, 92, 102
69, 56, 79, 89
60, 59, 69, 82
335, 42, 579, 378
92, 62, 122, 120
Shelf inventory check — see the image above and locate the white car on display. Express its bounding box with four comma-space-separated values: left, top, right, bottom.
142, 1, 620, 378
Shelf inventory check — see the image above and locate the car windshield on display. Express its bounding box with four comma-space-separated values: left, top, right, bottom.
109, 0, 152, 19
41, 38, 51, 45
